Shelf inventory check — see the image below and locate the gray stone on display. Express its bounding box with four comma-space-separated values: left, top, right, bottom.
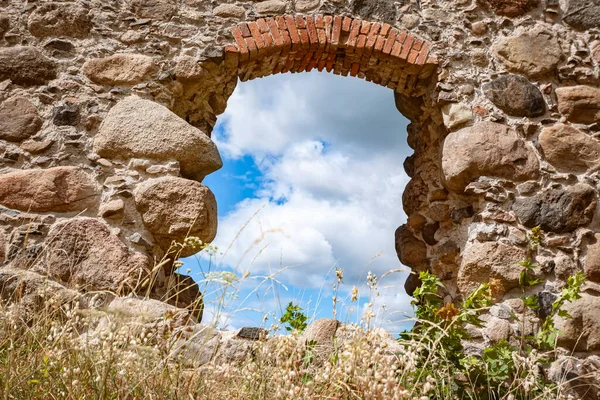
151, 272, 204, 321
254, 1, 287, 14
107, 296, 192, 323
236, 327, 267, 340
213, 4, 246, 18
52, 103, 80, 127
0, 97, 42, 142
130, 0, 177, 20
0, 46, 57, 86
0, 167, 98, 213
170, 324, 220, 368
483, 317, 511, 343
395, 93, 423, 122
554, 294, 600, 351
512, 184, 596, 233
483, 75, 546, 117
458, 242, 529, 294
442, 103, 473, 130
94, 96, 222, 181
562, 0, 600, 30
539, 124, 600, 173
34, 218, 151, 294
556, 85, 600, 124
493, 29, 562, 78
352, 0, 396, 21
134, 177, 217, 256
302, 319, 340, 345
28, 3, 91, 38
548, 356, 600, 400
83, 54, 156, 86
442, 122, 540, 192
295, 0, 321, 11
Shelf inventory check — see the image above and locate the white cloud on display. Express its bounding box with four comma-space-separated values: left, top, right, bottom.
205, 71, 414, 331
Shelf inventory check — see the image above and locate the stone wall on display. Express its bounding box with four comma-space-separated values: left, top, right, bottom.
0, 0, 599, 355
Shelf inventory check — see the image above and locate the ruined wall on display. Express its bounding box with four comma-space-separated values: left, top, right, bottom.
0, 0, 599, 354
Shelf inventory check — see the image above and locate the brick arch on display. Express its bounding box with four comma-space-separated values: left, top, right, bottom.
223, 15, 438, 96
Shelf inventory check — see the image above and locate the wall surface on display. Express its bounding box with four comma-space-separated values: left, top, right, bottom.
0, 0, 600, 357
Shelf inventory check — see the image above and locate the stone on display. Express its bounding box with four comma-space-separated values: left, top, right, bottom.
0, 46, 57, 86
0, 230, 5, 264
28, 3, 91, 38
554, 294, 600, 351
539, 124, 600, 173
20, 140, 53, 154
134, 177, 217, 256
213, 4, 246, 18
214, 335, 254, 364
236, 327, 267, 340
130, 0, 177, 20
43, 39, 76, 59
513, 184, 596, 233
52, 103, 80, 127
394, 92, 423, 122
0, 167, 98, 213
482, 75, 546, 117
480, 0, 539, 16
83, 54, 156, 86
442, 103, 473, 130
302, 319, 340, 345
395, 225, 428, 271
254, 1, 287, 14
562, 0, 600, 30
548, 356, 600, 400
171, 324, 220, 368
483, 317, 511, 343
0, 14, 9, 37
585, 234, 600, 283
404, 273, 421, 296
295, 0, 321, 11
457, 242, 528, 294
107, 296, 192, 323
352, 0, 396, 21
0, 97, 42, 142
442, 122, 540, 192
152, 272, 204, 321
493, 29, 562, 78
99, 199, 124, 218
34, 218, 151, 294
94, 96, 222, 181
555, 85, 600, 124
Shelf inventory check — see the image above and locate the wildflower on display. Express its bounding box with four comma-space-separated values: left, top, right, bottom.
351, 286, 359, 302
436, 302, 460, 321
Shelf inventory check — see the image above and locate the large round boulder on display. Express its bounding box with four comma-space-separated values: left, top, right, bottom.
94, 96, 222, 181
441, 121, 540, 192
554, 294, 600, 351
482, 74, 546, 117
134, 176, 217, 257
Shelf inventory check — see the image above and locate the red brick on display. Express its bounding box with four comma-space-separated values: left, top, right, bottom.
315, 15, 324, 29
380, 23, 391, 37
317, 59, 327, 71
299, 28, 310, 49
399, 34, 415, 59
256, 18, 269, 33
232, 27, 249, 57
342, 17, 352, 32
391, 41, 402, 57
262, 32, 274, 49
350, 63, 360, 77
346, 19, 361, 48
360, 21, 370, 34
317, 28, 327, 49
276, 16, 286, 30
305, 16, 319, 49
326, 59, 334, 72
366, 23, 381, 49
356, 34, 367, 53
307, 59, 318, 72
224, 45, 240, 68
267, 18, 284, 46
249, 22, 265, 49
415, 41, 430, 65
411, 38, 423, 52
299, 50, 313, 71
239, 23, 251, 37
332, 16, 342, 44
283, 57, 294, 73
285, 15, 300, 48
383, 29, 397, 55
281, 30, 292, 54
324, 15, 333, 39
408, 49, 419, 64
396, 30, 407, 45
374, 36, 386, 53
295, 15, 306, 29
245, 37, 258, 60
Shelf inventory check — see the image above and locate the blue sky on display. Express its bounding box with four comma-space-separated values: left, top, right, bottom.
184, 71, 414, 333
